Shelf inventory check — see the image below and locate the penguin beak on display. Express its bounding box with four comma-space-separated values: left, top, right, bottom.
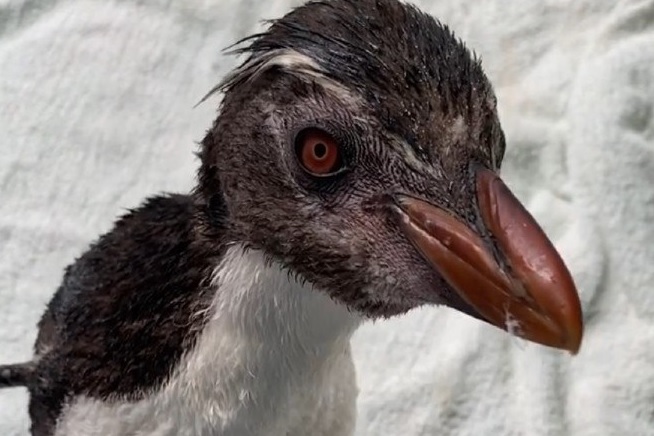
396, 167, 584, 354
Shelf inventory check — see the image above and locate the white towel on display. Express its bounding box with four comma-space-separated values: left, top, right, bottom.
1, 1, 652, 435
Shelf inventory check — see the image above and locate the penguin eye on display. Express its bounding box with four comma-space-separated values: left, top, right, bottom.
295, 128, 343, 176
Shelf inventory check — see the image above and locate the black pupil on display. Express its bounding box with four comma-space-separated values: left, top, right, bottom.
314, 142, 327, 159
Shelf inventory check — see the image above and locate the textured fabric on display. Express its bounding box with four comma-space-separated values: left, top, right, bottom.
1, 1, 653, 435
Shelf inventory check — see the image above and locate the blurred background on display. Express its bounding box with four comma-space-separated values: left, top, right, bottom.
1, 0, 653, 435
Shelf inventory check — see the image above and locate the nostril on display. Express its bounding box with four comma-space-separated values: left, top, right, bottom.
360, 192, 396, 213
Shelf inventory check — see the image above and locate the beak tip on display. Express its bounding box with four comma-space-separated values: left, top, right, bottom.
552, 277, 585, 355
565, 310, 584, 355
565, 338, 582, 356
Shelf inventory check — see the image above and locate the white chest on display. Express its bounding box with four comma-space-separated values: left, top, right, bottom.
54, 246, 362, 436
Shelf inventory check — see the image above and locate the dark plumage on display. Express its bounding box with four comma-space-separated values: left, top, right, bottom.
28, 195, 224, 434
0, 1, 582, 435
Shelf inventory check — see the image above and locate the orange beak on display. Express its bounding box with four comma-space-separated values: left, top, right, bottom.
397, 167, 583, 354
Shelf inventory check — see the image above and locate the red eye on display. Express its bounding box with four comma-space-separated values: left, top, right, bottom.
296, 128, 342, 176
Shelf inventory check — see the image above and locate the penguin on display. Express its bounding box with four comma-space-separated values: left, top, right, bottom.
0, 0, 583, 435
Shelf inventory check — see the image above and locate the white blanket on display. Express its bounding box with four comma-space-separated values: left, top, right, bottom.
1, 1, 653, 435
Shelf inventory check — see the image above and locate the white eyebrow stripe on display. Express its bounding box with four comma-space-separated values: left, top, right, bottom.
197, 49, 360, 107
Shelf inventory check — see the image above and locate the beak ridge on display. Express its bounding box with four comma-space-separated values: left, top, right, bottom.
396, 168, 584, 354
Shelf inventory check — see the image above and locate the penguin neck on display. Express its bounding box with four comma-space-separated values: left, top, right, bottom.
199, 243, 362, 370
